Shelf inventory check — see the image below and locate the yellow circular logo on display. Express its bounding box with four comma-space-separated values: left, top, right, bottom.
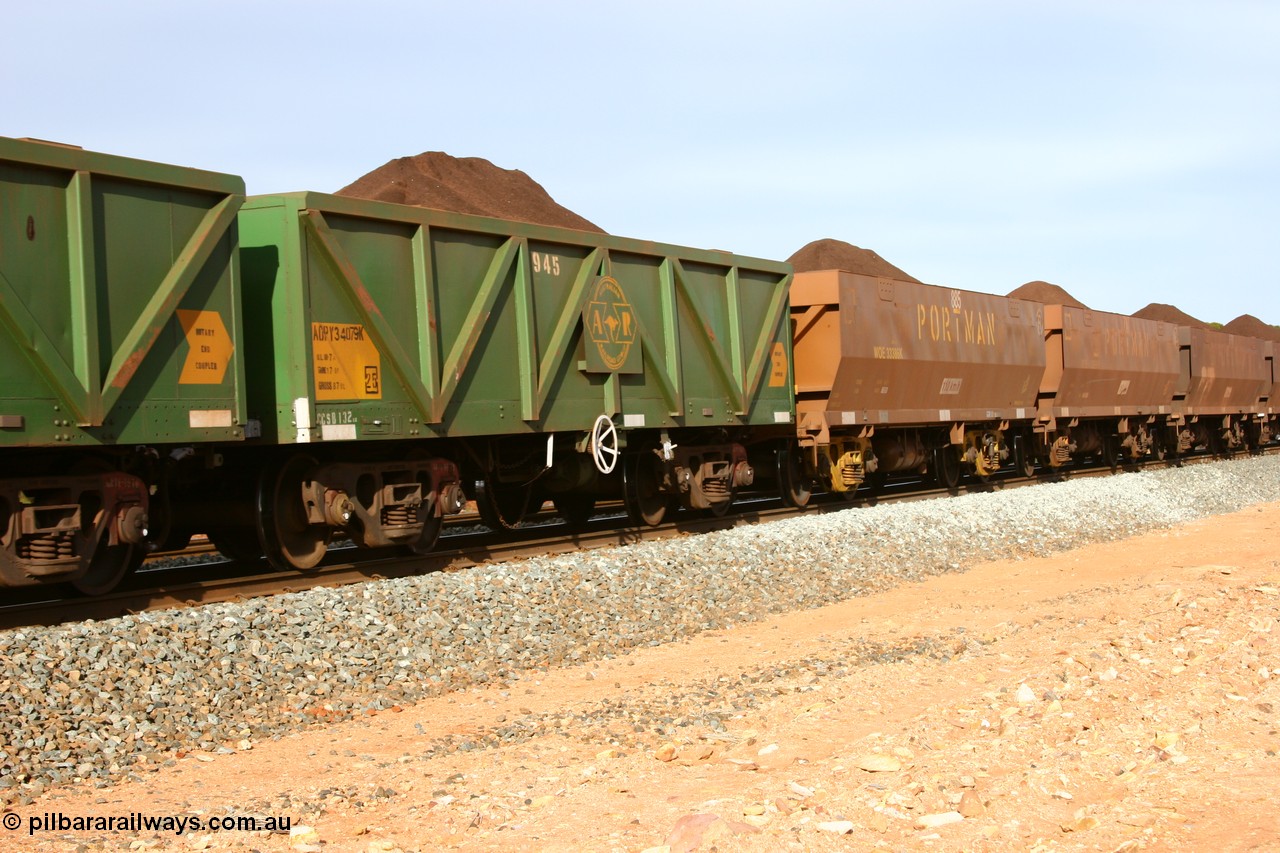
585, 276, 637, 371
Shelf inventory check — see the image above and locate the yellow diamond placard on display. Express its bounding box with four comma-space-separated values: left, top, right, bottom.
177, 309, 233, 384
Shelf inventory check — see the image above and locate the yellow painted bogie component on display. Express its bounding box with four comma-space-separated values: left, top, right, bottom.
823, 437, 873, 492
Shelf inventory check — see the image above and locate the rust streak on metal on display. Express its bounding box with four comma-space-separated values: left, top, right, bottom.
354, 282, 380, 314
110, 347, 151, 389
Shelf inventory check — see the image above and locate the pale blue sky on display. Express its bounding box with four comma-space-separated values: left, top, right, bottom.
7, 1, 1278, 324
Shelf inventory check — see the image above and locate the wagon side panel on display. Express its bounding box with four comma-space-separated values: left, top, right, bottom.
1180, 327, 1270, 416
237, 193, 793, 446
810, 272, 1044, 428
1046, 307, 1180, 419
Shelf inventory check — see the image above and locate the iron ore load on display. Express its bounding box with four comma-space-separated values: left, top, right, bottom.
0, 135, 1277, 598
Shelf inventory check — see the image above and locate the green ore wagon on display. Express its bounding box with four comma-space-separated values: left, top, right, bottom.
0, 137, 245, 593
229, 193, 795, 570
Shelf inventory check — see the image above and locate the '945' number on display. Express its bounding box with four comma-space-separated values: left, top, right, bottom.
532, 252, 561, 275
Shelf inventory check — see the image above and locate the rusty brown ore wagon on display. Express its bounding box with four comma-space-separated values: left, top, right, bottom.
788, 270, 1045, 499
1035, 306, 1181, 470
784, 271, 1279, 501
1172, 327, 1272, 454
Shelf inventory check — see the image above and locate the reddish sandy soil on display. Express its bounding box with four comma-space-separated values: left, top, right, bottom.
8, 502, 1279, 853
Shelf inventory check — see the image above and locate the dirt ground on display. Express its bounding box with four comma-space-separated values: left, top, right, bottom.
7, 502, 1279, 853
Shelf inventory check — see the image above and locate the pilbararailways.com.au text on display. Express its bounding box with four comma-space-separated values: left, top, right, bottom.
8, 812, 291, 836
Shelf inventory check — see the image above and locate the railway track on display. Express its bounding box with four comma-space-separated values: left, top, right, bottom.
0, 448, 1265, 631
0, 501, 796, 630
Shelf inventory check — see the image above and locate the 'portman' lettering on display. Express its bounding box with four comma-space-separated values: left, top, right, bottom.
916, 304, 997, 347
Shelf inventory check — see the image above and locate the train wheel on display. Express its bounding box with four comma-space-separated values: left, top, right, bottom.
1163, 427, 1183, 467
209, 527, 263, 562
475, 478, 530, 529
777, 442, 812, 508
67, 458, 144, 595
71, 541, 141, 597
707, 486, 734, 518
553, 495, 596, 528
1013, 434, 1036, 479
257, 454, 329, 571
154, 529, 194, 553
865, 470, 888, 506
403, 448, 448, 553
407, 511, 444, 556
623, 450, 670, 527
934, 445, 961, 494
